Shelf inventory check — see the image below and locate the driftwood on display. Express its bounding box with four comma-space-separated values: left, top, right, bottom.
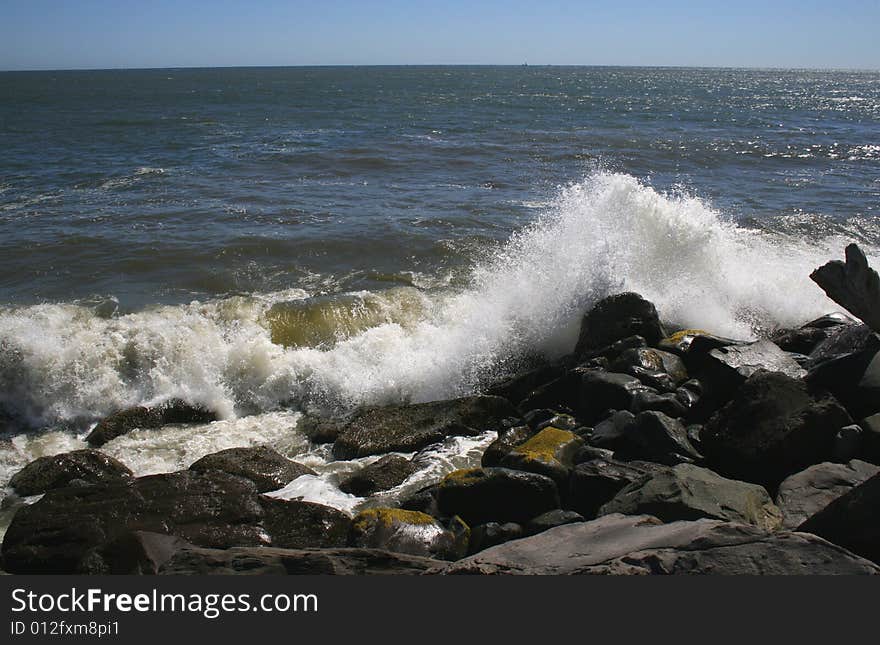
810, 243, 880, 333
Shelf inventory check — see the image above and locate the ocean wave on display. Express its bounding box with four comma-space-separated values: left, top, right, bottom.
0, 171, 875, 430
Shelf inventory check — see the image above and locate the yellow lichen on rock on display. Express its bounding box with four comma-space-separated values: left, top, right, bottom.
352, 507, 437, 533
441, 468, 484, 487
511, 427, 578, 463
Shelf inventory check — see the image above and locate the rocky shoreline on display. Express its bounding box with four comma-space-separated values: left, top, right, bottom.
2, 245, 879, 575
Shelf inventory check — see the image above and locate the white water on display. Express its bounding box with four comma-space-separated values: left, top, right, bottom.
0, 171, 875, 507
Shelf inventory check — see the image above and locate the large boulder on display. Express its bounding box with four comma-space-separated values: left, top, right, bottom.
499, 426, 584, 488
0, 469, 350, 574
806, 339, 880, 419
436, 467, 559, 525
189, 446, 315, 493
9, 449, 132, 496
798, 472, 880, 564
577, 369, 654, 423
599, 464, 782, 530
338, 455, 419, 496
441, 514, 879, 575
332, 396, 516, 459
701, 371, 852, 489
160, 546, 441, 575
86, 399, 218, 447
775, 460, 880, 529
567, 457, 664, 519
349, 508, 468, 561
574, 293, 665, 356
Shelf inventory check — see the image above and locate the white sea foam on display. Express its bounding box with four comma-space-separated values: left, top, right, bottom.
0, 172, 875, 432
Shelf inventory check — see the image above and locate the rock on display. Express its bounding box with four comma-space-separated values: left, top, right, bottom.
332, 395, 516, 459
524, 509, 584, 536
703, 340, 806, 391
589, 410, 636, 450
160, 546, 441, 575
805, 323, 879, 368
806, 343, 880, 419
798, 472, 880, 565
577, 369, 654, 423
522, 408, 559, 429
568, 457, 663, 519
189, 446, 315, 493
599, 464, 782, 530
338, 455, 419, 496
349, 508, 468, 561
441, 514, 880, 575
481, 425, 536, 467
259, 497, 352, 549
804, 313, 856, 329
860, 413, 880, 464
657, 329, 742, 356
499, 426, 584, 487
436, 467, 560, 525
298, 415, 345, 444
0, 469, 352, 574
9, 449, 132, 496
535, 413, 580, 432
775, 460, 880, 530
832, 424, 863, 463
398, 484, 439, 517
630, 391, 687, 418
574, 293, 666, 357
468, 522, 524, 554
486, 364, 566, 406
516, 372, 580, 414
610, 347, 688, 386
79, 531, 191, 574
619, 411, 702, 463
771, 326, 832, 356
701, 371, 852, 489
86, 399, 217, 447
810, 243, 880, 333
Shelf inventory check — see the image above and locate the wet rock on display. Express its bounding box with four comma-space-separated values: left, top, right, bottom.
574, 293, 665, 357
486, 364, 566, 406
349, 508, 468, 561
189, 446, 315, 493
703, 340, 806, 390
516, 372, 580, 414
798, 472, 880, 565
805, 323, 878, 368
481, 424, 536, 467
567, 457, 663, 519
524, 509, 584, 536
259, 497, 352, 549
398, 484, 439, 517
442, 514, 879, 575
630, 391, 687, 418
657, 329, 743, 357
468, 522, 524, 554
86, 399, 217, 447
701, 371, 852, 489
79, 531, 191, 575
859, 413, 880, 464
9, 449, 132, 496
577, 369, 654, 423
535, 413, 580, 432
806, 343, 880, 419
436, 467, 559, 525
589, 410, 636, 450
500, 426, 584, 488
160, 546, 441, 575
338, 455, 419, 496
810, 243, 880, 333
771, 326, 832, 356
332, 395, 516, 459
298, 415, 345, 444
599, 464, 782, 530
775, 460, 880, 530
619, 411, 702, 463
610, 347, 688, 386
832, 424, 863, 463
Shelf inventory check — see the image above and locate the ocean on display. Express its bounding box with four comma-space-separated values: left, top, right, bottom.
1, 66, 879, 517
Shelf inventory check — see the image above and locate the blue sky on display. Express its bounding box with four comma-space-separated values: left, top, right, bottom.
1, 0, 879, 70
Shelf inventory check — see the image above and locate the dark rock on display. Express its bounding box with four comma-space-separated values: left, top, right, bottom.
620, 411, 702, 463
805, 323, 878, 368
832, 424, 863, 463
599, 464, 782, 530
298, 415, 345, 444
574, 293, 665, 357
610, 347, 688, 386
349, 508, 468, 561
259, 497, 351, 549
338, 455, 419, 496
9, 449, 132, 496
522, 408, 558, 429
776, 460, 880, 530
798, 472, 880, 564
657, 329, 743, 357
524, 509, 584, 536
79, 531, 191, 574
332, 396, 516, 459
702, 340, 806, 391
160, 546, 441, 575
630, 391, 687, 418
481, 425, 535, 467
804, 312, 857, 329
486, 364, 566, 406
499, 426, 584, 488
860, 413, 880, 464
535, 413, 579, 432
810, 243, 880, 333
771, 326, 832, 355
568, 457, 663, 519
441, 514, 879, 575
189, 446, 315, 493
589, 410, 635, 450
516, 373, 580, 414
701, 371, 852, 489
86, 399, 217, 447
398, 484, 439, 517
436, 467, 559, 525
577, 369, 654, 423
468, 522, 524, 554
805, 331, 880, 419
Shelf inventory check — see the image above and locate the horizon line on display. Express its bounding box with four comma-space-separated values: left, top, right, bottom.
2, 62, 879, 74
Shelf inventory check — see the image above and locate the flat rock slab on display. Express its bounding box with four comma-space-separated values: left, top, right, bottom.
776, 460, 880, 529
160, 547, 442, 575
332, 396, 516, 459
442, 514, 879, 575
